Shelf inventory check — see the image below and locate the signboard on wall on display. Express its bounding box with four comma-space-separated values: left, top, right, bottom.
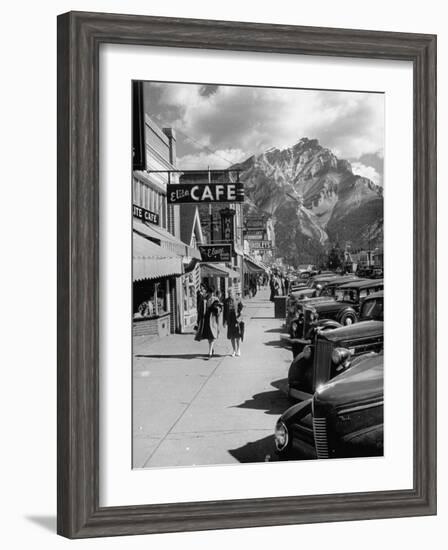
133, 204, 160, 225
249, 240, 272, 250
245, 218, 265, 230
199, 244, 232, 262
167, 183, 244, 204
245, 231, 265, 240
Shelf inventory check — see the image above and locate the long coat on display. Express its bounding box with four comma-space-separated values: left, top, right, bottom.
223, 297, 243, 339
197, 296, 222, 341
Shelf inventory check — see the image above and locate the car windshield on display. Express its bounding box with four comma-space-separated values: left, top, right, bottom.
361, 297, 383, 320
335, 288, 359, 303
320, 286, 336, 297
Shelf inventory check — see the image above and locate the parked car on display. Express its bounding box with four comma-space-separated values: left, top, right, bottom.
287, 295, 337, 339
287, 317, 384, 402
358, 290, 383, 321
297, 264, 317, 274
309, 274, 339, 291
275, 351, 384, 460
314, 279, 384, 325
372, 266, 383, 279
289, 272, 313, 291
317, 275, 360, 297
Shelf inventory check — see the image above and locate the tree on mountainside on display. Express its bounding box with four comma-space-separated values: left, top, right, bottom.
327, 243, 344, 270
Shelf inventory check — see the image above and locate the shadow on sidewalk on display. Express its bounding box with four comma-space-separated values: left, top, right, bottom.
251, 316, 274, 320
135, 353, 225, 360
263, 339, 287, 349
264, 327, 285, 334
228, 434, 280, 463
231, 387, 291, 415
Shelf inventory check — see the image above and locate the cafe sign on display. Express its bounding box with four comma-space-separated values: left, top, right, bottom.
199, 244, 232, 263
133, 204, 159, 225
167, 183, 244, 204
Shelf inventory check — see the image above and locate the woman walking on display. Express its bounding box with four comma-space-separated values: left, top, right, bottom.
223, 289, 244, 357
196, 285, 222, 358
269, 273, 280, 302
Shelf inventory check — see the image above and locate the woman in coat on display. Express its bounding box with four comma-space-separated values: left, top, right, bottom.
196, 285, 223, 358
223, 289, 244, 357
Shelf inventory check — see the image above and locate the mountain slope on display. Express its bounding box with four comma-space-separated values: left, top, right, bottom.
231, 138, 383, 264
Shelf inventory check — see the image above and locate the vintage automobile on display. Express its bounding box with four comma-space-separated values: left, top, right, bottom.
287, 315, 383, 402
275, 351, 384, 460
289, 272, 313, 292
287, 291, 383, 399
285, 274, 363, 334
297, 264, 318, 274
317, 275, 361, 297
286, 295, 336, 338
358, 290, 383, 321
307, 278, 383, 327
308, 274, 339, 291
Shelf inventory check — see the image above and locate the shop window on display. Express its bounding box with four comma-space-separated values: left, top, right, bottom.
183, 273, 196, 313
133, 279, 168, 319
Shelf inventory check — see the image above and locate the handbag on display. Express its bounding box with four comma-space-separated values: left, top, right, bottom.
239, 320, 245, 342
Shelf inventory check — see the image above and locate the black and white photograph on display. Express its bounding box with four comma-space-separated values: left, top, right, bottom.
132, 80, 384, 468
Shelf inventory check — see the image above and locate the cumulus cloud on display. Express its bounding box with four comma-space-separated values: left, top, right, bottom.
177, 148, 246, 170
144, 82, 384, 180
351, 162, 382, 186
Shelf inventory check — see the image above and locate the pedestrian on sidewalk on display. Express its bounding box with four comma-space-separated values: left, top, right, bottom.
196, 285, 223, 358
269, 272, 280, 302
223, 289, 244, 357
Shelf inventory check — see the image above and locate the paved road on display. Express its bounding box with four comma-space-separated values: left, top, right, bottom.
133, 289, 292, 468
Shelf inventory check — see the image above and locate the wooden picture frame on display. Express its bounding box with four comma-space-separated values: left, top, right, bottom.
57, 11, 437, 538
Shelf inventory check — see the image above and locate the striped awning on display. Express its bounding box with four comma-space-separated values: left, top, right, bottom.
133, 232, 183, 282
244, 255, 267, 273
133, 220, 201, 260
201, 263, 240, 279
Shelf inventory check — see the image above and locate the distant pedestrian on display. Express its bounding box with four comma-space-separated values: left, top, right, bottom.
223, 289, 244, 357
284, 276, 290, 295
279, 273, 285, 296
269, 273, 280, 302
195, 285, 223, 358
249, 276, 257, 297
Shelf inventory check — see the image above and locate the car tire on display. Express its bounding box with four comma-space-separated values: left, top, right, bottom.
340, 312, 357, 325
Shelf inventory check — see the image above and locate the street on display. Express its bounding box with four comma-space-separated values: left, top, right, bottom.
133, 288, 292, 468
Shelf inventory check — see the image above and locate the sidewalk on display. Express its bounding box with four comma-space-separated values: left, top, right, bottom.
133, 289, 292, 468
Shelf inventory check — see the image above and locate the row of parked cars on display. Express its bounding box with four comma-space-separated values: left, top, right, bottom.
274, 272, 384, 461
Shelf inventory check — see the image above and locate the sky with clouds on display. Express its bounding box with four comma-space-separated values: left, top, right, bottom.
143, 82, 384, 186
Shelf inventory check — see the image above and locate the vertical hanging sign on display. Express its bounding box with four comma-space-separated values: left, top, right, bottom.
220, 208, 235, 243
132, 81, 146, 171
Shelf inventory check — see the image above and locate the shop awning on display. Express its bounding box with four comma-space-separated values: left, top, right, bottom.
134, 220, 201, 260
244, 255, 268, 274
201, 263, 240, 279
133, 232, 183, 282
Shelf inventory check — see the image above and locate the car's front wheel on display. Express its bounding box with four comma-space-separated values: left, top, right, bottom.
340, 311, 357, 325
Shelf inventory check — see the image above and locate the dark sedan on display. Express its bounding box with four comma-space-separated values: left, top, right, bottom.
275, 351, 384, 460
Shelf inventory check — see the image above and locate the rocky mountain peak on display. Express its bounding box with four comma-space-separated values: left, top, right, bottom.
232, 138, 383, 264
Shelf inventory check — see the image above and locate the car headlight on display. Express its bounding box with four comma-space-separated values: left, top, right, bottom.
331, 347, 352, 366
274, 420, 289, 451
302, 345, 312, 359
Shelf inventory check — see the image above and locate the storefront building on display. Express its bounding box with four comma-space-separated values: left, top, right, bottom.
132, 113, 201, 338
178, 170, 245, 298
